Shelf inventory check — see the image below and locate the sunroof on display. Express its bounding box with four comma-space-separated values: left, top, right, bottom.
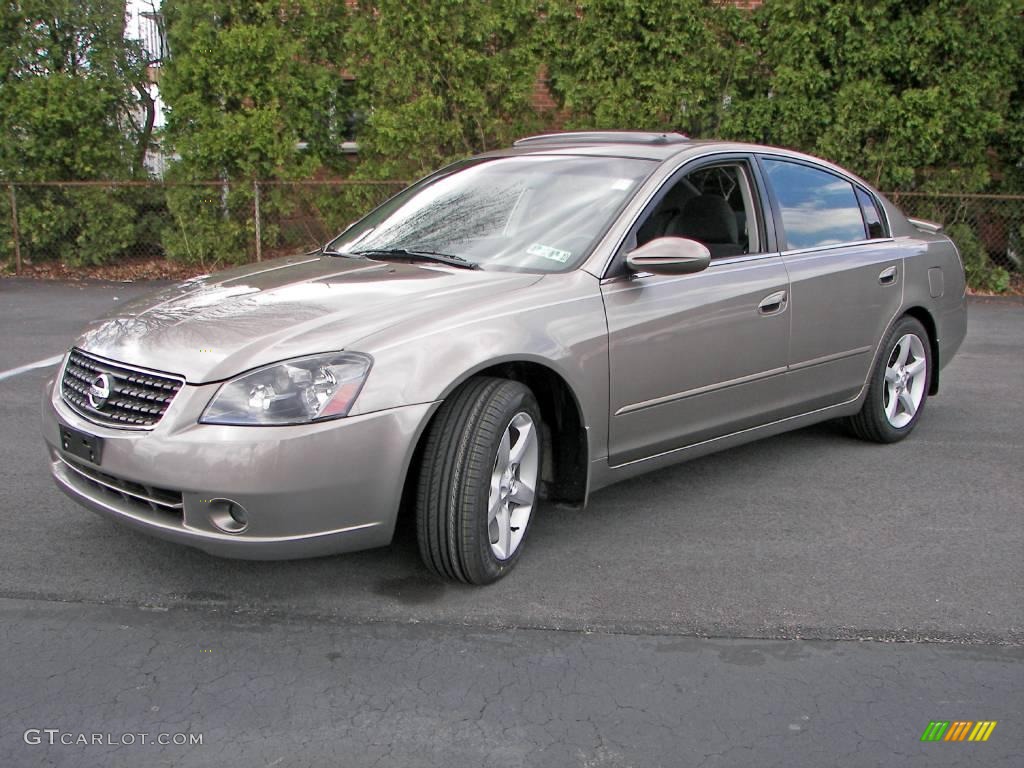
513, 131, 689, 147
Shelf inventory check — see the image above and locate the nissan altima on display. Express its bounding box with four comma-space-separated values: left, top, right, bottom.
42, 132, 967, 584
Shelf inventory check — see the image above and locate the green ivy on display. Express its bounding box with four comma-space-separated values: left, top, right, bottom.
161, 1, 353, 181
544, 0, 1023, 195
157, 1, 355, 261
4, 0, 1023, 289
738, 0, 1023, 192
344, 0, 544, 180
544, 0, 755, 137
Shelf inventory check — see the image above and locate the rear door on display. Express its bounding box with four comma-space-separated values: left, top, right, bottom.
758, 156, 903, 409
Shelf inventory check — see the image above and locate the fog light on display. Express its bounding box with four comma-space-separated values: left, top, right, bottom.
208, 499, 249, 534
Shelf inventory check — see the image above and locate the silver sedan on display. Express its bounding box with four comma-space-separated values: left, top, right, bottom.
42, 132, 967, 583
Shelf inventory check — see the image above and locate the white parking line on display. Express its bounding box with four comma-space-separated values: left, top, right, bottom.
0, 354, 64, 382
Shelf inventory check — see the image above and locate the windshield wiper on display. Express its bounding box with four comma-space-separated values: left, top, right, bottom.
349, 248, 481, 270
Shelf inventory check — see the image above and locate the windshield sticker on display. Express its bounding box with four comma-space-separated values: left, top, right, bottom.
611, 178, 634, 191
528, 243, 572, 263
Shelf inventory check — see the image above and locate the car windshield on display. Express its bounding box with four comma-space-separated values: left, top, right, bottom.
325, 155, 656, 272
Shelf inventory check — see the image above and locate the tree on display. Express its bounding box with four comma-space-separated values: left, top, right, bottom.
543, 0, 754, 138
158, 1, 353, 264
345, 0, 543, 180
723, 0, 1024, 192
0, 1, 155, 265
543, 0, 1023, 195
0, 0, 153, 181
159, 0, 353, 181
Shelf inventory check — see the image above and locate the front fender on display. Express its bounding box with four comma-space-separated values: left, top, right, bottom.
349, 271, 610, 463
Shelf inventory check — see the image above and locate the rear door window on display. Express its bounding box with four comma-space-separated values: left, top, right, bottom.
762, 159, 867, 250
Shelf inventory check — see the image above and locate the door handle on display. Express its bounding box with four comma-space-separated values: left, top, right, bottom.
879, 265, 898, 285
758, 290, 787, 315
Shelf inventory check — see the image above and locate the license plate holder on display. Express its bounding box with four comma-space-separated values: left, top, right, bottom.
60, 424, 104, 465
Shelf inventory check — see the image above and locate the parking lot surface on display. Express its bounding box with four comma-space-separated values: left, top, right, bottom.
1, 279, 1021, 766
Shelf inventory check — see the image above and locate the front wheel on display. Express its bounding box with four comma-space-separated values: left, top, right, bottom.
846, 316, 931, 443
415, 377, 542, 584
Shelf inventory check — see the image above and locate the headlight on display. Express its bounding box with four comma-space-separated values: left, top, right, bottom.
200, 352, 372, 426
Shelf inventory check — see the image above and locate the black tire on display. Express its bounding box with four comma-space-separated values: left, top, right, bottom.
415, 377, 543, 585
846, 315, 931, 443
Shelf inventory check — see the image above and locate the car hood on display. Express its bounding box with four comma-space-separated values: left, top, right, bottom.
75, 254, 541, 383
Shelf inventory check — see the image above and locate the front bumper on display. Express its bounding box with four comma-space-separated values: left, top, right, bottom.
42, 374, 436, 559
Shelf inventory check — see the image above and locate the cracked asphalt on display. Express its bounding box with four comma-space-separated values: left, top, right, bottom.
1, 279, 1022, 767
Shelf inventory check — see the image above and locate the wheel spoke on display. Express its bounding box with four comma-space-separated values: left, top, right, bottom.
487, 486, 503, 524
508, 420, 533, 465
905, 358, 926, 378
495, 430, 511, 474
496, 505, 512, 559
899, 389, 917, 418
885, 387, 899, 420
509, 479, 534, 507
884, 366, 900, 383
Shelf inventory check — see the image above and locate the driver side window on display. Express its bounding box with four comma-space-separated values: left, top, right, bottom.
634, 162, 761, 259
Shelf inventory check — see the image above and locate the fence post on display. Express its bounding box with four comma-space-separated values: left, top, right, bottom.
253, 180, 262, 262
7, 184, 21, 273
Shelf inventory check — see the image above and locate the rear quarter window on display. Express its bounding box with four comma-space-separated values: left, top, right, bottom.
856, 187, 888, 239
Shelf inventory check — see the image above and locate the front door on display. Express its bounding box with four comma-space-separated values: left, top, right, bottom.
601, 158, 792, 466
602, 257, 791, 465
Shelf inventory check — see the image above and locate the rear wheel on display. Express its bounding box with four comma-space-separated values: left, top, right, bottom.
846, 316, 931, 443
415, 377, 542, 584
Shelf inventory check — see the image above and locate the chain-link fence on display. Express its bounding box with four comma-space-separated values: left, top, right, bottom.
0, 180, 408, 271
2, 181, 1022, 283
888, 192, 1023, 273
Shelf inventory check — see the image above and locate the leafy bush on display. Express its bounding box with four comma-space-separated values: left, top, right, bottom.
160, 0, 353, 181
947, 223, 1010, 294
13, 187, 138, 266
544, 0, 754, 137
344, 0, 544, 180
4, 0, 1022, 295
161, 184, 253, 266
0, 2, 153, 183
544, 0, 1024, 196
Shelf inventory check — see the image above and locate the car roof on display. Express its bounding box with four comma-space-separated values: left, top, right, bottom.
481, 132, 882, 194
481, 132, 778, 162
480, 133, 701, 161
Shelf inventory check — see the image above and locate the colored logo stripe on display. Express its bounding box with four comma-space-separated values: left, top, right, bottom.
920, 721, 997, 742
968, 722, 997, 742
944, 721, 972, 741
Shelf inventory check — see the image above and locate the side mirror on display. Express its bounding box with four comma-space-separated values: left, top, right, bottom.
625, 237, 711, 276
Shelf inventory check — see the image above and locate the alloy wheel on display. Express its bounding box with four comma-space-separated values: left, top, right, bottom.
487, 412, 539, 560
883, 333, 927, 428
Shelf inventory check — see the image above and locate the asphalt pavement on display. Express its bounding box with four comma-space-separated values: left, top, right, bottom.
0, 278, 1022, 767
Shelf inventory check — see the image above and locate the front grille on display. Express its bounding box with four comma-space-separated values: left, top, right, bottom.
57, 455, 183, 518
61, 348, 184, 429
